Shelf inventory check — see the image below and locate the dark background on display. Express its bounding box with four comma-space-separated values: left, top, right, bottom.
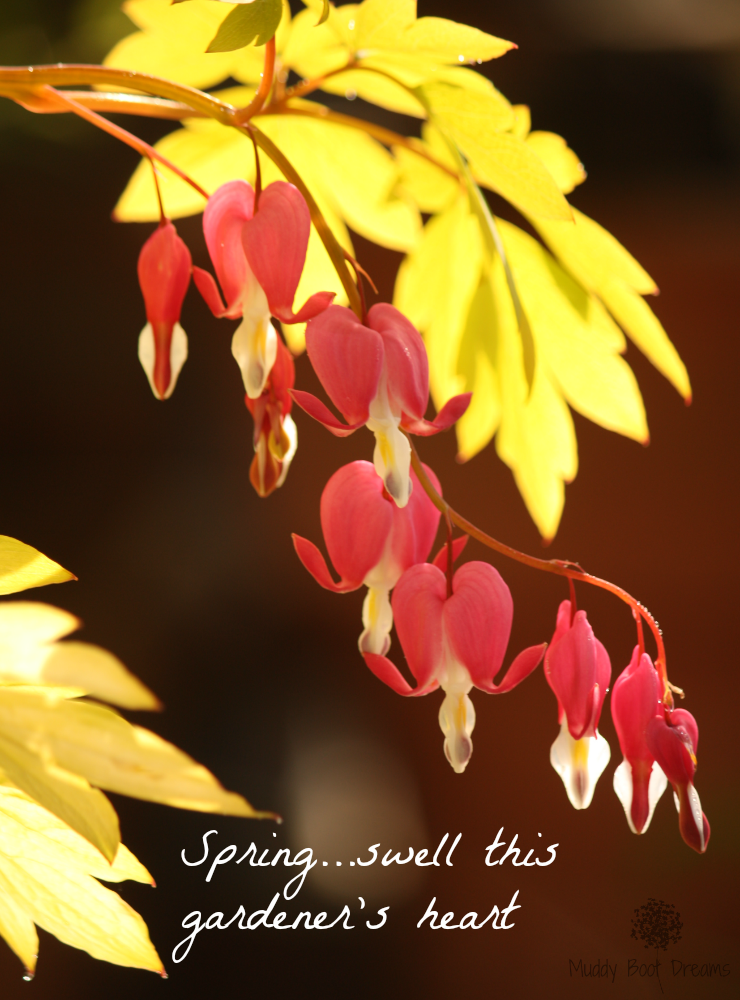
0, 1, 738, 997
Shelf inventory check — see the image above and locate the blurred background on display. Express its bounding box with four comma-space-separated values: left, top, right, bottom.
0, 1, 738, 997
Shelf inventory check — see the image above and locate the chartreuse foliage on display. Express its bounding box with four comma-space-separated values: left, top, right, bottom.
0, 536, 268, 976
107, 0, 689, 539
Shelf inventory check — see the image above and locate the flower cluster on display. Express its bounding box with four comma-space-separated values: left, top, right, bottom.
134, 177, 708, 855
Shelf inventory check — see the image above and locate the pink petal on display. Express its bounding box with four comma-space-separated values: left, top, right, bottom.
645, 713, 697, 786
137, 222, 191, 324
546, 610, 609, 741
387, 463, 443, 571
432, 535, 469, 572
305, 306, 383, 425
202, 179, 255, 317
442, 561, 513, 690
367, 304, 429, 420
611, 648, 662, 762
242, 182, 335, 323
392, 564, 447, 690
320, 462, 394, 585
292, 534, 360, 593
290, 389, 365, 437
403, 393, 473, 436
478, 643, 547, 694
192, 265, 228, 318
363, 652, 439, 697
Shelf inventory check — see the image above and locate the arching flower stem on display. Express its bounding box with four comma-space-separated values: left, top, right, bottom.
408, 438, 680, 712
233, 36, 275, 125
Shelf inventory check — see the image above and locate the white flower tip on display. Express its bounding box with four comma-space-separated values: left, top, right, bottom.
439, 691, 476, 774
367, 414, 411, 508
550, 718, 610, 810
613, 759, 668, 834
359, 586, 393, 656
275, 414, 298, 490
138, 322, 188, 400
232, 314, 278, 399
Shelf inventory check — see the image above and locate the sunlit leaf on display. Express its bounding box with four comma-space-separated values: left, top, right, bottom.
0, 782, 162, 975
207, 0, 283, 52
525, 131, 586, 195
0, 689, 270, 819
0, 603, 159, 709
0, 728, 122, 862
353, 0, 513, 61
105, 0, 290, 88
490, 255, 578, 540
510, 103, 531, 139
393, 143, 459, 213
316, 0, 331, 26
419, 83, 571, 221
533, 208, 691, 400
0, 536, 75, 597
395, 194, 483, 408
498, 218, 648, 443
455, 277, 502, 460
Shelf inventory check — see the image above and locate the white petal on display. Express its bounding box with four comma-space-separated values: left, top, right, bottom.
275, 414, 298, 489
137, 322, 188, 400
550, 718, 610, 810
438, 690, 476, 774
359, 586, 393, 656
613, 759, 668, 834
366, 414, 412, 508
231, 282, 277, 399
686, 782, 706, 851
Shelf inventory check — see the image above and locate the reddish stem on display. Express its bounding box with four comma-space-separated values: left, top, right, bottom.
233, 37, 276, 125
408, 439, 677, 710
38, 85, 209, 201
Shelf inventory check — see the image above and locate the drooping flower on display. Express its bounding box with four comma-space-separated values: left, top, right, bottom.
292, 460, 442, 656
544, 599, 611, 809
611, 647, 668, 834
245, 334, 298, 497
137, 220, 191, 400
646, 708, 710, 854
364, 561, 546, 773
193, 179, 334, 398
292, 303, 471, 507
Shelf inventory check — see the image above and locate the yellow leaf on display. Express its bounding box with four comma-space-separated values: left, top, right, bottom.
353, 0, 513, 61
455, 277, 502, 460
0, 784, 162, 974
491, 255, 578, 540
0, 603, 159, 710
420, 84, 571, 221
0, 536, 75, 597
260, 112, 420, 252
510, 103, 531, 139
498, 219, 648, 443
420, 79, 514, 133
114, 117, 250, 221
0, 880, 38, 977
0, 728, 122, 863
281, 223, 349, 353
533, 208, 691, 400
105, 0, 290, 89
599, 278, 691, 402
0, 689, 272, 819
395, 194, 483, 408
525, 131, 586, 195
393, 142, 459, 213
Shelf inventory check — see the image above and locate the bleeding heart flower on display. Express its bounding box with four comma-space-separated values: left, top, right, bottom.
193, 180, 334, 399
364, 561, 545, 773
245, 334, 297, 497
292, 460, 442, 656
292, 303, 471, 508
645, 708, 710, 853
611, 648, 668, 834
137, 220, 191, 400
544, 600, 611, 809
